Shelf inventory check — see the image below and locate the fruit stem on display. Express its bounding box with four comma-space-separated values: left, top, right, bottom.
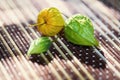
29, 23, 44, 27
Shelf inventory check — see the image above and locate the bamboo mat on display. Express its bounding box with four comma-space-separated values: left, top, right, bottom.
0, 0, 120, 80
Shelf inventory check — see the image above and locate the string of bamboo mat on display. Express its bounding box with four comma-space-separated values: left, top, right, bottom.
0, 0, 120, 80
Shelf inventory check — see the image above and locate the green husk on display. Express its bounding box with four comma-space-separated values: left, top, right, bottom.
64, 14, 99, 46
27, 37, 52, 55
